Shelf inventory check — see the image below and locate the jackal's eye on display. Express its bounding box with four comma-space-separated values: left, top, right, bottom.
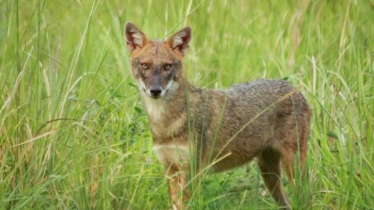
141, 63, 149, 70
164, 64, 172, 71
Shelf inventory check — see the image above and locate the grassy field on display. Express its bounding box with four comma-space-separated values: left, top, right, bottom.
1, 0, 374, 209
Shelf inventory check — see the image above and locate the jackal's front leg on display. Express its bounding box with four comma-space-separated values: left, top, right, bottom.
165, 163, 190, 210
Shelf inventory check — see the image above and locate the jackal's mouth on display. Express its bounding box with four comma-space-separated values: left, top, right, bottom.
150, 95, 161, 99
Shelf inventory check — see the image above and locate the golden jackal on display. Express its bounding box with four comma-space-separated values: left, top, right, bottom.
125, 22, 311, 209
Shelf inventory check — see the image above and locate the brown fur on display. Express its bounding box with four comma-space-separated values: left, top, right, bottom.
125, 22, 311, 210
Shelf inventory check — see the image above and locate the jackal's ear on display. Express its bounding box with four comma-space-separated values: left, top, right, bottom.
167, 27, 192, 56
125, 22, 148, 52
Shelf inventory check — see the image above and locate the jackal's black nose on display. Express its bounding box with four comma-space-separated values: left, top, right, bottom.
149, 87, 162, 97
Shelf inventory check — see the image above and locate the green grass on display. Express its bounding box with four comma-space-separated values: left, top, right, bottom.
1, 0, 373, 209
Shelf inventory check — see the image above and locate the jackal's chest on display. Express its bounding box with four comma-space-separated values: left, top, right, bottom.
150, 118, 191, 166
153, 143, 190, 166
149, 115, 186, 141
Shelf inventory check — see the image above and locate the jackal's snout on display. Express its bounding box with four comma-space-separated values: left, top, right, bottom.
146, 78, 165, 99
147, 68, 164, 98
149, 86, 162, 97
144, 77, 177, 99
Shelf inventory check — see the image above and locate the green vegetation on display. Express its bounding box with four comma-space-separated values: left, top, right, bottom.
1, 0, 373, 209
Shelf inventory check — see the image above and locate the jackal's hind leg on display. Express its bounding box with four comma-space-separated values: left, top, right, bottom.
257, 148, 291, 210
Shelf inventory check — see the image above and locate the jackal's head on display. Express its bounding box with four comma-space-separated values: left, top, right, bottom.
125, 22, 191, 99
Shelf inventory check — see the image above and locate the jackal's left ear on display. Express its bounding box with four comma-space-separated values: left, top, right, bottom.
125, 22, 148, 52
167, 27, 192, 56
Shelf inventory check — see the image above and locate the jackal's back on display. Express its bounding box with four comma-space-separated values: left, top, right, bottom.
227, 79, 309, 117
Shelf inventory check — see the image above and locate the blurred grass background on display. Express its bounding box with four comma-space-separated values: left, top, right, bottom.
0, 0, 373, 209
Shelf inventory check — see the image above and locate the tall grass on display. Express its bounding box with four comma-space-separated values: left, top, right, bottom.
0, 0, 373, 209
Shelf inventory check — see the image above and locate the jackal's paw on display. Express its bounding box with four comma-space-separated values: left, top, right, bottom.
171, 203, 187, 210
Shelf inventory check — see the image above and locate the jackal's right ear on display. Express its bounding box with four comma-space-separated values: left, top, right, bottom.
125, 22, 148, 52
167, 27, 192, 56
